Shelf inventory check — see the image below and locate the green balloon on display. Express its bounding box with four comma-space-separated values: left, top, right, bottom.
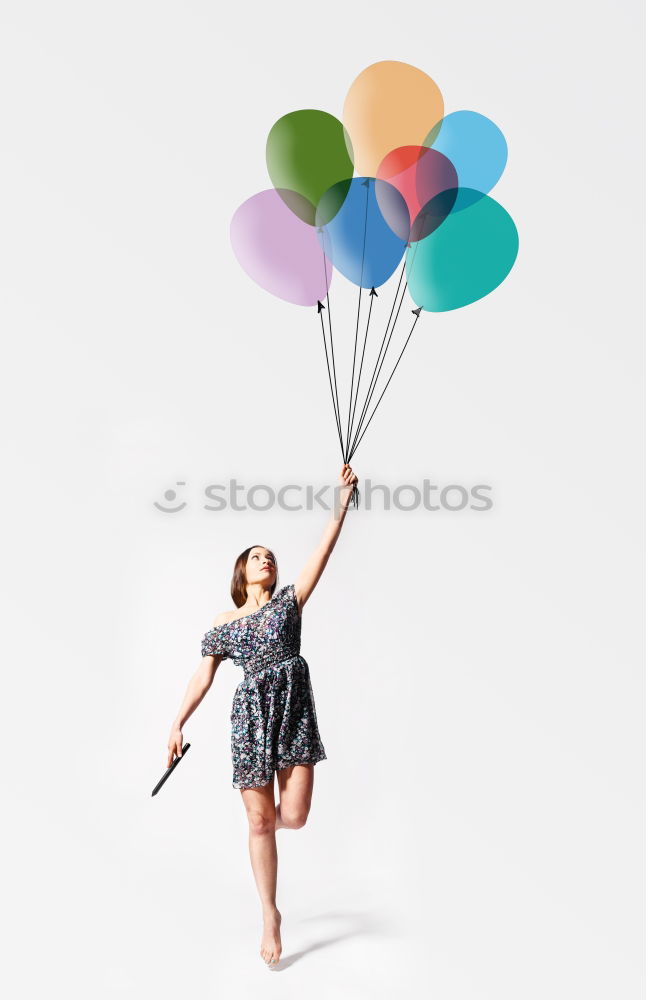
266, 110, 354, 226
407, 190, 519, 312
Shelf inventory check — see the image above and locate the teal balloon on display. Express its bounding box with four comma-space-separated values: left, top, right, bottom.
407, 189, 518, 312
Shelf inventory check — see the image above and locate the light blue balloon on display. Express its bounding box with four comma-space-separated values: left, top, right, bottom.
425, 111, 508, 212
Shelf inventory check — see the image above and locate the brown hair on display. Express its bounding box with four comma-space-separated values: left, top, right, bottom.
230, 545, 279, 608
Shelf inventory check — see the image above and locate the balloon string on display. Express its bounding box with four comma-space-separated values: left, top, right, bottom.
348, 240, 421, 458
346, 287, 362, 461
321, 244, 343, 451
318, 240, 357, 506
348, 309, 422, 462
347, 287, 377, 457
348, 255, 406, 456
345, 180, 370, 461
349, 279, 407, 458
319, 304, 344, 454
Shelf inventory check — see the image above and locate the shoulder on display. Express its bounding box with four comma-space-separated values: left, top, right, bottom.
212, 610, 234, 628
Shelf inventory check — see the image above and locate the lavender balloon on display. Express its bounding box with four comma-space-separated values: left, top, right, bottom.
230, 189, 332, 306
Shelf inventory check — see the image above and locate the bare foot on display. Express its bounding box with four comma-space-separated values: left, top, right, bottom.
260, 906, 282, 967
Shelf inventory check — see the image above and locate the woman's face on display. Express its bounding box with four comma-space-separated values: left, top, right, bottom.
245, 546, 277, 588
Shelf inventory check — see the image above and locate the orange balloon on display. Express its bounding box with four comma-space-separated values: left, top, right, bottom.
343, 61, 444, 177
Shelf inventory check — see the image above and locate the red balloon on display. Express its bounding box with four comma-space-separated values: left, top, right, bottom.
376, 146, 458, 241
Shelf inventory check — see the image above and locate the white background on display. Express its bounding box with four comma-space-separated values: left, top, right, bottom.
2, 1, 645, 997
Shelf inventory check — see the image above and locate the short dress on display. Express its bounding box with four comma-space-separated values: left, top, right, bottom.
201, 583, 327, 790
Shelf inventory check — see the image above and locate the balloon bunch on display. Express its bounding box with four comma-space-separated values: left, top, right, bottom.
230, 61, 519, 507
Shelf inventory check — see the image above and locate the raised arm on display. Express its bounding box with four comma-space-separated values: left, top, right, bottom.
293, 463, 358, 611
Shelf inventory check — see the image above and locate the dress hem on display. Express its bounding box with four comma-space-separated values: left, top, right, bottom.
232, 754, 327, 791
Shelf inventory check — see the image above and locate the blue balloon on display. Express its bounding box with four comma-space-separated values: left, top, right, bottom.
315, 177, 408, 289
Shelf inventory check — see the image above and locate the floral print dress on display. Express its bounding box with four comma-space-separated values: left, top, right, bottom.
201, 583, 327, 790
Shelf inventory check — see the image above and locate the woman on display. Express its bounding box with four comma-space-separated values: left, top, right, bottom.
166, 463, 358, 968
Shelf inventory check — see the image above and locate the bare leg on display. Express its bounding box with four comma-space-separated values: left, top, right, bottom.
240, 780, 282, 966
275, 763, 314, 831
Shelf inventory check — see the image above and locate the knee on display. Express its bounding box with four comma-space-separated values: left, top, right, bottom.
281, 809, 308, 830
247, 809, 275, 836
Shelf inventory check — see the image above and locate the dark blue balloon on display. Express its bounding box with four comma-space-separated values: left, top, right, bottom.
315, 177, 408, 289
